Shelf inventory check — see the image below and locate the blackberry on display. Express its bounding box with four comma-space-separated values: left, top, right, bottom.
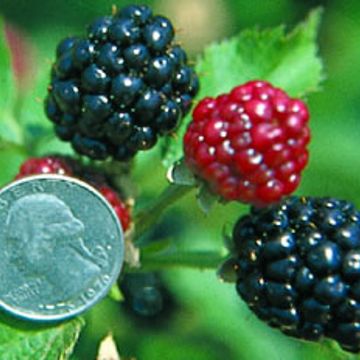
46, 4, 199, 160
183, 81, 310, 206
56, 37, 79, 58
123, 44, 150, 70
120, 273, 165, 317
120, 272, 176, 326
231, 196, 360, 353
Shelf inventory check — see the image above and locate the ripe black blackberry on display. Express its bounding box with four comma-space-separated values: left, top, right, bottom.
45, 4, 199, 160
231, 196, 360, 353
119, 272, 176, 327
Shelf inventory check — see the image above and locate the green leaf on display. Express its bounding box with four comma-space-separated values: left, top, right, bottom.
0, 18, 23, 145
161, 8, 324, 167
197, 7, 323, 99
0, 315, 84, 360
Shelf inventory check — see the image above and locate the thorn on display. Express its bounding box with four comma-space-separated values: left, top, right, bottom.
97, 333, 121, 360
126, 198, 135, 208
35, 97, 42, 103
170, 132, 178, 140
47, 85, 53, 91
112, 4, 118, 16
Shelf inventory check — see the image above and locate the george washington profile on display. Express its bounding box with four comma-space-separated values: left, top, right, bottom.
4, 193, 104, 304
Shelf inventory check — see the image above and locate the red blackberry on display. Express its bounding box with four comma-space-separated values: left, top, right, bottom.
15, 156, 74, 179
15, 156, 132, 231
46, 4, 199, 161
183, 81, 310, 206
97, 184, 131, 231
231, 196, 360, 353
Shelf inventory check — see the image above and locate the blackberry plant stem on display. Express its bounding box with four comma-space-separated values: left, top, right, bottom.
134, 250, 225, 271
134, 183, 193, 238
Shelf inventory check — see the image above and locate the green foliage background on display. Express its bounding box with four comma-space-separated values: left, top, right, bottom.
0, 0, 360, 359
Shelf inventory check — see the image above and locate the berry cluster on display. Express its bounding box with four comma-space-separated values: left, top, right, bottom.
23, 2, 357, 355
232, 196, 360, 353
15, 156, 131, 231
184, 81, 310, 206
45, 4, 199, 161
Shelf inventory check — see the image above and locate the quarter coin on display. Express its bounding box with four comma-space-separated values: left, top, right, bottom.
0, 175, 124, 321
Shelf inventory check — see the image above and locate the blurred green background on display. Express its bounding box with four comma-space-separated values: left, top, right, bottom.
1, 0, 360, 359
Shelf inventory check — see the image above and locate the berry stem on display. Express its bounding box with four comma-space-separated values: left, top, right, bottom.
134, 250, 226, 271
0, 138, 28, 155
134, 183, 194, 238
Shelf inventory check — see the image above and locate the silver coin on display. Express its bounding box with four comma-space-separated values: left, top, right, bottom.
0, 174, 124, 321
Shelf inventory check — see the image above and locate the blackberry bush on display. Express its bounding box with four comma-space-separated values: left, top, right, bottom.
2, 3, 350, 360
45, 4, 199, 161
232, 196, 360, 353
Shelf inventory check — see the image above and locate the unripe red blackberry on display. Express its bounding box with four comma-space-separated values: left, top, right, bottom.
183, 81, 310, 207
15, 156, 132, 231
15, 156, 74, 179
231, 196, 360, 353
96, 184, 131, 232
45, 4, 199, 161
